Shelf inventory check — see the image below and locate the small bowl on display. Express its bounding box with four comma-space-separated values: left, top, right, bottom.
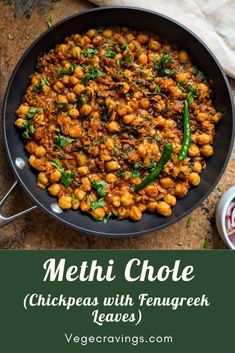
216, 186, 235, 249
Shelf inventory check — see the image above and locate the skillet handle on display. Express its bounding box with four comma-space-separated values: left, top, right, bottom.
0, 180, 37, 228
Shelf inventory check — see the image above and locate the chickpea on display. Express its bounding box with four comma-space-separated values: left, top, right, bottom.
198, 83, 209, 97
107, 121, 120, 133
53, 81, 64, 92
130, 98, 139, 110
193, 161, 202, 173
48, 183, 61, 196
73, 83, 85, 95
137, 144, 147, 158
160, 177, 174, 189
103, 28, 113, 38
188, 144, 200, 157
67, 92, 77, 103
80, 104, 92, 116
212, 112, 221, 123
137, 34, 149, 43
57, 94, 68, 104
140, 98, 150, 109
77, 166, 89, 176
38, 172, 48, 185
106, 173, 117, 183
196, 112, 210, 122
117, 82, 129, 94
50, 169, 61, 183
164, 194, 176, 206
110, 196, 120, 208
81, 36, 91, 46
81, 177, 91, 191
74, 188, 86, 200
71, 47, 81, 58
197, 133, 212, 145
69, 108, 80, 119
121, 171, 130, 181
117, 104, 128, 117
80, 200, 90, 212
92, 207, 105, 221
150, 143, 159, 155
148, 39, 160, 51
25, 141, 38, 154
58, 195, 72, 209
121, 192, 133, 207
69, 125, 82, 138
15, 118, 26, 129
200, 144, 213, 157
76, 151, 88, 166
129, 206, 142, 221
174, 183, 188, 198
156, 201, 172, 217
16, 104, 29, 118
155, 115, 166, 127
100, 149, 112, 161
138, 53, 148, 65
178, 50, 188, 63
118, 206, 128, 219
69, 76, 79, 86
35, 146, 46, 158
90, 55, 100, 66
133, 92, 143, 99
87, 29, 96, 38
105, 138, 115, 151
123, 114, 135, 124
147, 201, 158, 213
145, 185, 158, 196
74, 66, 84, 78
175, 72, 190, 83
189, 172, 201, 186
62, 75, 70, 85
73, 34, 81, 43
106, 160, 120, 171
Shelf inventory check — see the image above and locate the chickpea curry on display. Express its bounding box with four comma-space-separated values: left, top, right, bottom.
15, 27, 221, 222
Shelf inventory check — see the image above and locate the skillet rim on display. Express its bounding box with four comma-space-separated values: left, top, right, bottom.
2, 6, 235, 237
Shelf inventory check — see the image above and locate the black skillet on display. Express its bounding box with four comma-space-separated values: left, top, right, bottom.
1, 6, 234, 237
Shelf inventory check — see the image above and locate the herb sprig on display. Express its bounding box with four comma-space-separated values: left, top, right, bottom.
52, 158, 75, 187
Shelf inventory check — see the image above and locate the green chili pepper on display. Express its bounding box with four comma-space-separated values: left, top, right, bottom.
178, 100, 191, 160
135, 143, 173, 191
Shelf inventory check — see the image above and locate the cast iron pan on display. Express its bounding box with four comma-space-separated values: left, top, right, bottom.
2, 6, 235, 237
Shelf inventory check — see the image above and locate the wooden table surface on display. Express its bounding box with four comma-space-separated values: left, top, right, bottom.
0, 0, 234, 249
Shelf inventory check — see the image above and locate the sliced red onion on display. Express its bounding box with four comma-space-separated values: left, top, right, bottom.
229, 233, 235, 245
226, 202, 235, 217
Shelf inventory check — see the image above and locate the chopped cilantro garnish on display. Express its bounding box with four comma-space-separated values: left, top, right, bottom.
26, 108, 37, 119
54, 134, 76, 149
105, 48, 116, 58
91, 198, 106, 211
103, 213, 112, 224
117, 170, 125, 178
91, 180, 108, 197
71, 194, 78, 204
81, 66, 103, 84
133, 162, 141, 169
58, 64, 78, 77
177, 81, 198, 103
33, 76, 50, 91
51, 158, 75, 187
22, 120, 35, 140
154, 53, 173, 77
83, 47, 99, 58
120, 43, 128, 51
131, 170, 140, 179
